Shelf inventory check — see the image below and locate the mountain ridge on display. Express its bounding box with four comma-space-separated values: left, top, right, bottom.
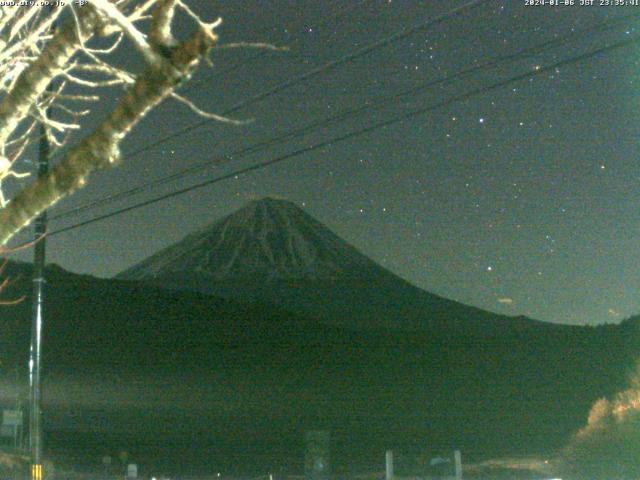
117, 197, 554, 333
0, 258, 638, 474
119, 197, 388, 282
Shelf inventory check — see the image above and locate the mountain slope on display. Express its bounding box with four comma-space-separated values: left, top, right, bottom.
2, 260, 639, 474
119, 196, 384, 281
17, 196, 635, 473
117, 197, 547, 333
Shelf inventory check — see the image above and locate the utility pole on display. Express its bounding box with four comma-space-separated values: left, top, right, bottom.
29, 106, 50, 480
29, 11, 56, 479
385, 450, 394, 480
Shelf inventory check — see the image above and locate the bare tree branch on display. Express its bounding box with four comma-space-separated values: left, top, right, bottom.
0, 6, 100, 147
0, 0, 249, 248
0, 18, 220, 245
170, 92, 247, 125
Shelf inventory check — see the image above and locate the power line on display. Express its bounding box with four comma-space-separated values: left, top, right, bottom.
180, 0, 374, 96
50, 13, 640, 221
109, 0, 490, 161
50, 0, 491, 220
46, 0, 379, 170
48, 33, 640, 238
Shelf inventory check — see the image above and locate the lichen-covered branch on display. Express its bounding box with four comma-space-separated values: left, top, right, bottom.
0, 6, 100, 147
0, 0, 234, 246
0, 25, 219, 246
89, 0, 164, 66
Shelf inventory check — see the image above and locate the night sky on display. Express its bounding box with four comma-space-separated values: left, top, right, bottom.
7, 0, 640, 326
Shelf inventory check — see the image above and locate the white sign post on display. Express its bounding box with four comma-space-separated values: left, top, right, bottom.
385, 450, 394, 480
454, 450, 462, 480
1, 409, 22, 447
127, 463, 138, 479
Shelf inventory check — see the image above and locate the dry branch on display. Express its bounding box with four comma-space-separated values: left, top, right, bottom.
0, 6, 100, 147
0, 18, 220, 245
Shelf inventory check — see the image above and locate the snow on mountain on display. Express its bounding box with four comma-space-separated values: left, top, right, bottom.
119, 197, 384, 282
118, 196, 552, 333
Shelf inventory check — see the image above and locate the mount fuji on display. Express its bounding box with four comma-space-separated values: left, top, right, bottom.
0, 198, 636, 472
118, 197, 545, 333
119, 196, 384, 282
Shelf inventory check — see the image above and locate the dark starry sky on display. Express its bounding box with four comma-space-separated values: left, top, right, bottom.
8, 0, 640, 325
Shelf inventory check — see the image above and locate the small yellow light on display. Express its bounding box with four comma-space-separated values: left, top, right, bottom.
31, 464, 43, 480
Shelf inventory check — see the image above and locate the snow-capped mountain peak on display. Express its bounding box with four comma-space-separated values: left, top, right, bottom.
118, 197, 382, 282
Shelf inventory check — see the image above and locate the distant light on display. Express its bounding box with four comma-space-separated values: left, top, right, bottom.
479, 117, 485, 124
487, 266, 492, 272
